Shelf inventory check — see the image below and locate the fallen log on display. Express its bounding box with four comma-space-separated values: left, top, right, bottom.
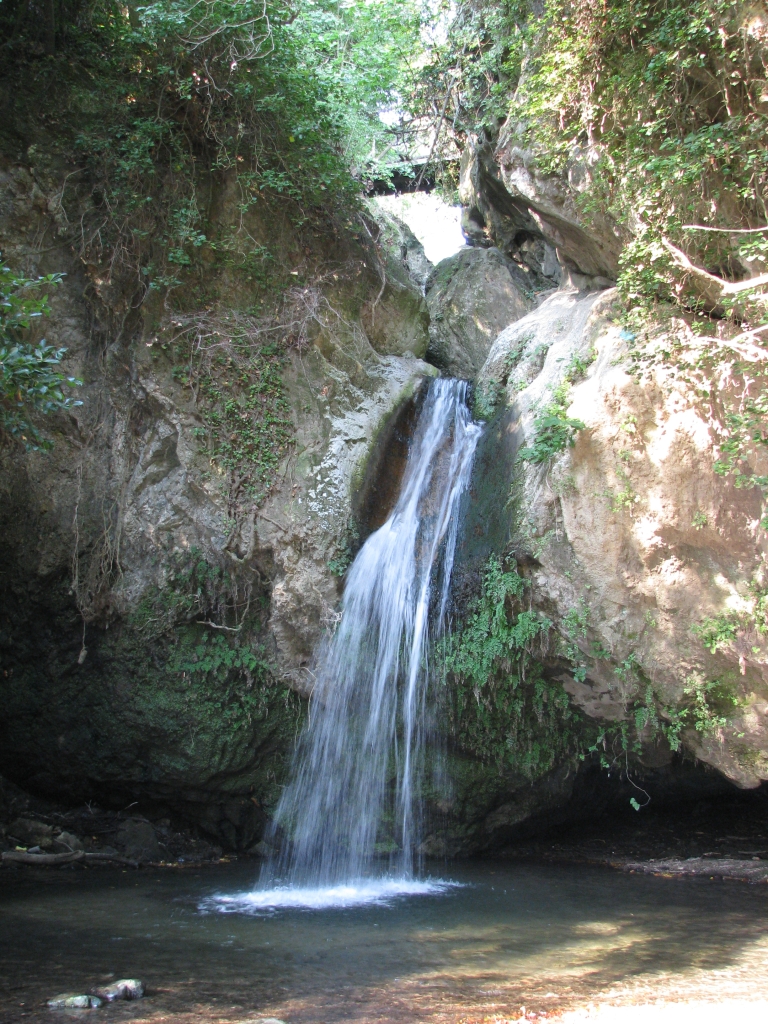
1, 849, 139, 868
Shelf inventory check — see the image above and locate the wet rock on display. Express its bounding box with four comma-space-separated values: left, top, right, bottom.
91, 978, 144, 1002
247, 840, 274, 858
8, 818, 53, 849
116, 820, 162, 863
47, 993, 102, 1009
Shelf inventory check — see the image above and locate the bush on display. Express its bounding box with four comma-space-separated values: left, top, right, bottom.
0, 259, 81, 446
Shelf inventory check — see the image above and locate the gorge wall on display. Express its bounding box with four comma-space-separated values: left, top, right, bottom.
3, 0, 768, 856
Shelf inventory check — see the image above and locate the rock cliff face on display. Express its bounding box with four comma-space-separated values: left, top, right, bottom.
468, 288, 768, 791
458, 135, 622, 287
3, 121, 767, 856
0, 155, 436, 846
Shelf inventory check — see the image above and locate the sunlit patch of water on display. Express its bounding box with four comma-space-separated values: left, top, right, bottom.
201, 876, 461, 913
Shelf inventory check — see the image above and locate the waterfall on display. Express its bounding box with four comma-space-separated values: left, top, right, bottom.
261, 378, 482, 896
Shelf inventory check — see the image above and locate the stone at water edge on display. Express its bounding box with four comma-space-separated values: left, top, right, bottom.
53, 831, 84, 853
47, 993, 103, 1009
9, 818, 54, 849
91, 978, 144, 1001
116, 820, 162, 863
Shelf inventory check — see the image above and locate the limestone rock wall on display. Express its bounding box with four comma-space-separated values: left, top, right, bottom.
458, 135, 623, 287
471, 288, 768, 788
0, 155, 435, 843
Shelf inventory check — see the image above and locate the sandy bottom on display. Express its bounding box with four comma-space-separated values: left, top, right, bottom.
556, 1001, 768, 1024
2, 861, 768, 1024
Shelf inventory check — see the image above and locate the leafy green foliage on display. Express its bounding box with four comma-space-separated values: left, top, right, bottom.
164, 312, 295, 506
518, 0, 768, 309
197, 345, 292, 501
1, 0, 425, 294
560, 598, 590, 682
171, 631, 285, 733
608, 467, 639, 514
682, 673, 741, 737
132, 547, 235, 637
438, 556, 579, 778
693, 614, 741, 655
408, 0, 533, 191
121, 546, 304, 753
413, 1, 768, 311
440, 556, 743, 792
0, 259, 81, 446
518, 380, 586, 465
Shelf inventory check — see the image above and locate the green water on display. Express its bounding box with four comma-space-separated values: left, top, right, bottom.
2, 861, 767, 1023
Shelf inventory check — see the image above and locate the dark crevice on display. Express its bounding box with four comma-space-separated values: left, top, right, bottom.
352, 380, 429, 544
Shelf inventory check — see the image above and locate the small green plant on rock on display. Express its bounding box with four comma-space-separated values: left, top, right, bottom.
693, 614, 740, 655
608, 468, 639, 515
168, 314, 295, 508
472, 378, 503, 421
518, 375, 586, 467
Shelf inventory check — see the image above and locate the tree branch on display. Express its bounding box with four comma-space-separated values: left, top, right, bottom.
661, 238, 768, 310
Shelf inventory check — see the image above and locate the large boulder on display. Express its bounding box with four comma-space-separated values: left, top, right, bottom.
425, 247, 534, 379
358, 206, 431, 358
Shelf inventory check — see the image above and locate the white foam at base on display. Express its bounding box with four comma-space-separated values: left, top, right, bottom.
201, 877, 458, 913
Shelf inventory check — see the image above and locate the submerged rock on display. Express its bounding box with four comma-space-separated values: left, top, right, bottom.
247, 840, 275, 859
53, 831, 84, 853
47, 993, 102, 1009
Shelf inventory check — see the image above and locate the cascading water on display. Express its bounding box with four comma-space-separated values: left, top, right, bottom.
212, 379, 481, 911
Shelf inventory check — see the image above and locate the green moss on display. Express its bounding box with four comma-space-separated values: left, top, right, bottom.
437, 556, 583, 780
328, 519, 360, 578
